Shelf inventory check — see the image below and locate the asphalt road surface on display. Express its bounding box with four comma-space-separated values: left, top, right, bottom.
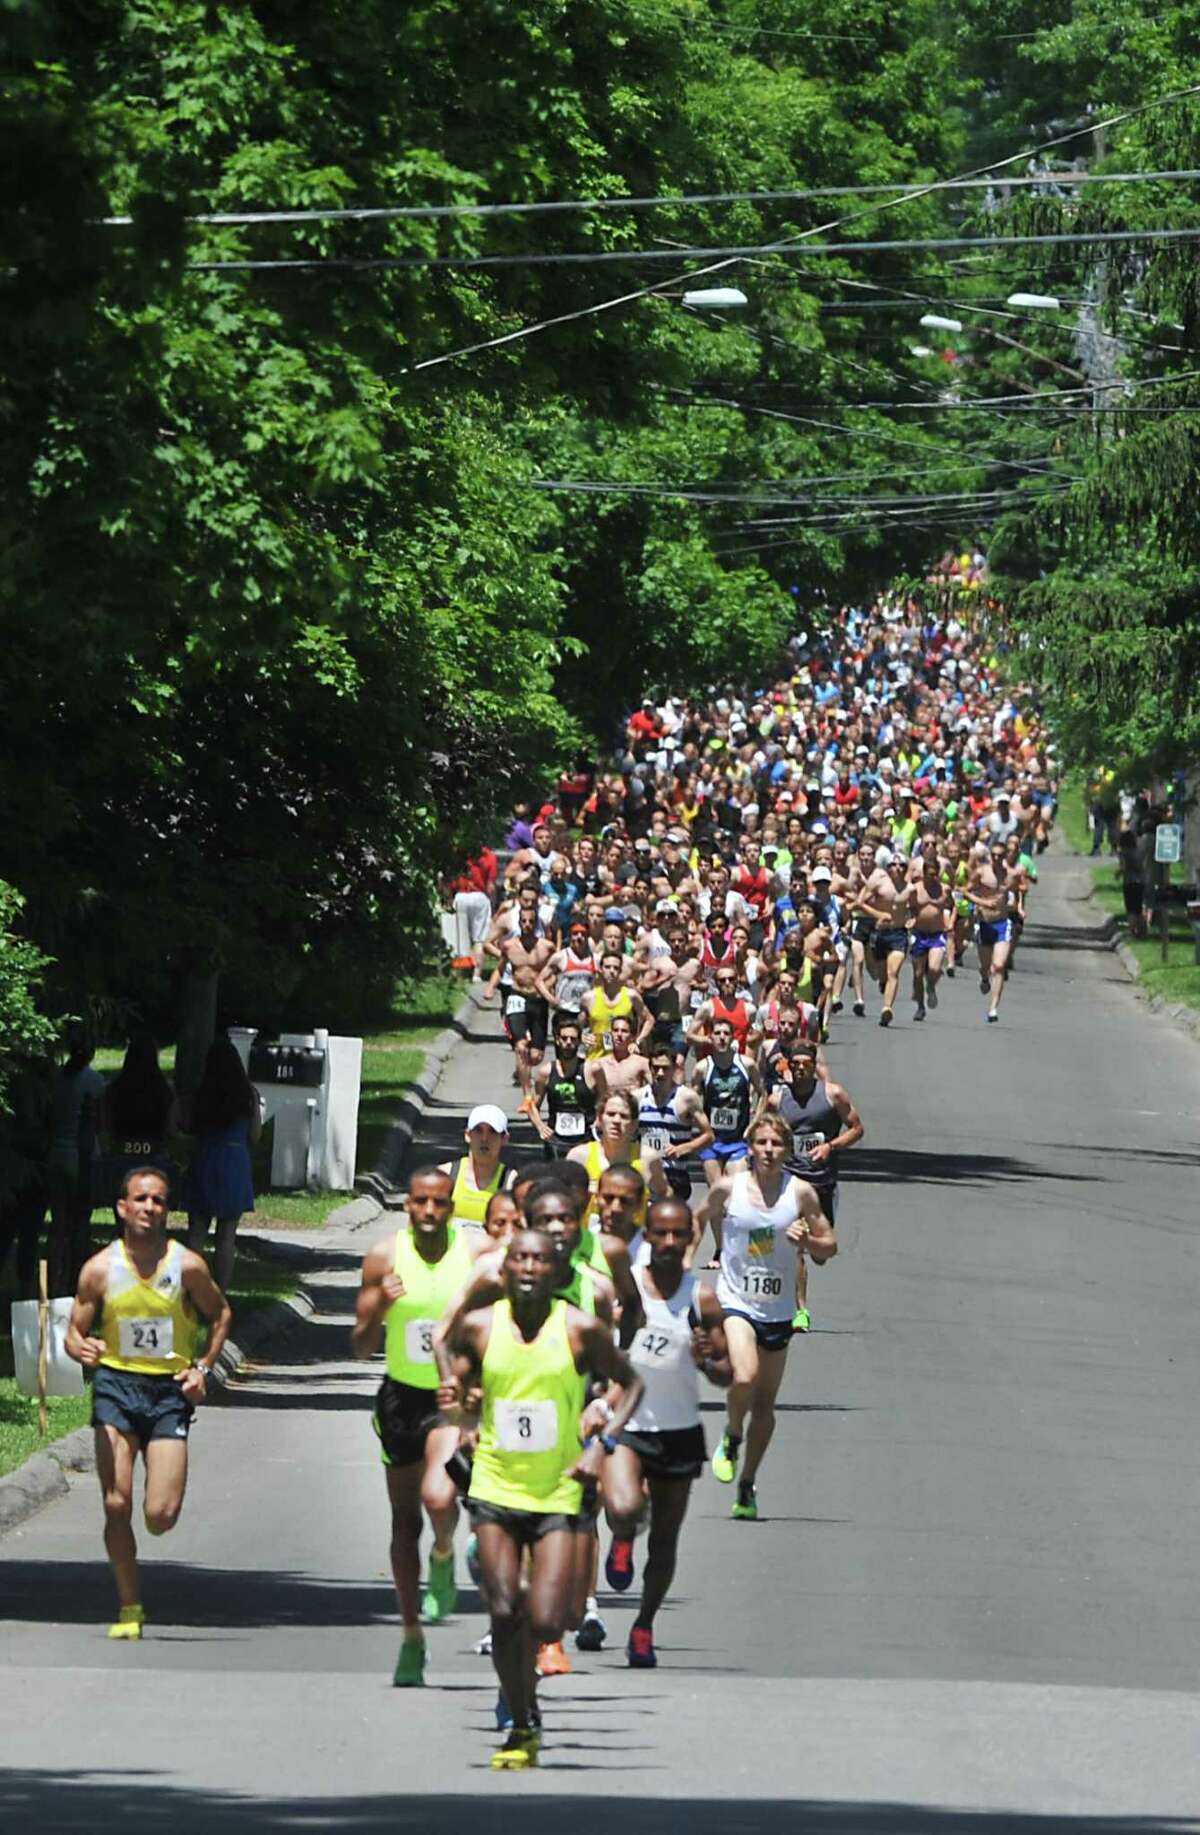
4, 851, 1200, 1832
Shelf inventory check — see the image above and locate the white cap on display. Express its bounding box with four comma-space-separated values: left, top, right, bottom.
466, 1103, 509, 1136
874, 846, 894, 867
811, 865, 833, 882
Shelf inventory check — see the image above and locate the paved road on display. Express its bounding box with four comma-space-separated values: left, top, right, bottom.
4, 851, 1200, 1831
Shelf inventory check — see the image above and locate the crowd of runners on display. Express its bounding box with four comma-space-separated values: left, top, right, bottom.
65, 581, 1058, 1770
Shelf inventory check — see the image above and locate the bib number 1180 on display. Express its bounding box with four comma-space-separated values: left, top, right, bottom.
742, 1270, 782, 1298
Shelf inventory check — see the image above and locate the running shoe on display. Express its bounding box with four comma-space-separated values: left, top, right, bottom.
108, 1604, 144, 1642
575, 1608, 607, 1651
979, 972, 990, 994
731, 1481, 758, 1522
474, 1631, 493, 1657
422, 1549, 457, 1622
852, 1000, 866, 1018
466, 1532, 482, 1585
392, 1636, 427, 1687
605, 1536, 636, 1593
946, 965, 956, 979
879, 1007, 893, 1028
791, 1307, 810, 1333
927, 983, 938, 1009
987, 1009, 999, 1024
536, 1641, 572, 1676
627, 1625, 657, 1668
913, 1006, 925, 1022
491, 1729, 540, 1771
830, 998, 843, 1015
711, 1432, 739, 1484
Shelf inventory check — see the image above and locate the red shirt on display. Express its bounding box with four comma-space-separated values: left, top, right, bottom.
732, 865, 770, 921
628, 710, 663, 744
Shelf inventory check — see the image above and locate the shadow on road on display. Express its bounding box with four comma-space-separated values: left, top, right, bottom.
0, 1559, 481, 1627
1022, 918, 1118, 954
0, 1780, 1194, 1835
845, 1147, 1099, 1188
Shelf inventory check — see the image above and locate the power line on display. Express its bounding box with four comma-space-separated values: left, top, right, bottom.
190, 222, 1200, 274
396, 78, 1200, 374
103, 168, 1200, 231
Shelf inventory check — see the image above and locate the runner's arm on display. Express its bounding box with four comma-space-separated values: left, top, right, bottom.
786, 1179, 838, 1264
532, 955, 561, 1008
180, 1251, 233, 1394
351, 1238, 397, 1360
65, 1256, 107, 1367
692, 1286, 732, 1388
668, 1088, 714, 1158
565, 1317, 644, 1480
431, 1254, 504, 1377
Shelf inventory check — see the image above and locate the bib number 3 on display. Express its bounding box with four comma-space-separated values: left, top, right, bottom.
405, 1318, 435, 1364
495, 1399, 557, 1453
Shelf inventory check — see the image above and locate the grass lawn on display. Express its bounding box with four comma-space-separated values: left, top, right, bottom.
0, 1226, 300, 1478
1058, 780, 1200, 1010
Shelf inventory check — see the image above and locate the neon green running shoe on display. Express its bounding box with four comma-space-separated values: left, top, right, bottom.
791, 1308, 811, 1333
491, 1728, 540, 1771
711, 1432, 739, 1485
392, 1636, 427, 1687
731, 1481, 758, 1521
422, 1550, 457, 1623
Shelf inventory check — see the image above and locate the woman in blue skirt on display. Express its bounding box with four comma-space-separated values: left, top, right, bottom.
184, 1038, 262, 1289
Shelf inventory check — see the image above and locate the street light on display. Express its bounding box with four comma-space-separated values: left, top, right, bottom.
1007, 291, 1061, 309
920, 313, 962, 333
682, 287, 749, 308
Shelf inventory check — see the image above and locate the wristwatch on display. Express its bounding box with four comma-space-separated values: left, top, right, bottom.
194, 1363, 214, 1381
599, 1433, 618, 1456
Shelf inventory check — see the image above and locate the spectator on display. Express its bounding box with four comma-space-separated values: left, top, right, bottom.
46, 1022, 105, 1294
102, 1029, 179, 1214
0, 1056, 54, 1300
1116, 829, 1147, 940
184, 1036, 262, 1290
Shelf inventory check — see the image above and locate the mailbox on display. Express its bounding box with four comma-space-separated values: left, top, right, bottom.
228, 1025, 363, 1192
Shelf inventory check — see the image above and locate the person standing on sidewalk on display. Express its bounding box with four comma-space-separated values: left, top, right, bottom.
183, 1037, 262, 1292
352, 1164, 492, 1687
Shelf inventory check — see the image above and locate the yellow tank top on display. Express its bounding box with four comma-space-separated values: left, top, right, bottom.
582, 1139, 647, 1228
469, 1299, 585, 1515
586, 984, 633, 1060
385, 1226, 476, 1390
449, 1155, 508, 1228
99, 1238, 198, 1376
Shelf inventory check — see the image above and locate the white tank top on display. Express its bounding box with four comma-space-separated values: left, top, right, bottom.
715, 1168, 802, 1323
626, 1264, 701, 1432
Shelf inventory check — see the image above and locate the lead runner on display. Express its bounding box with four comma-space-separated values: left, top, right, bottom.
440, 1227, 642, 1769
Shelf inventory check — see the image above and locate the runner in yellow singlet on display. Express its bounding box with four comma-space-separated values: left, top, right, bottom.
440, 1227, 642, 1769
65, 1166, 231, 1641
352, 1164, 492, 1686
584, 951, 650, 1062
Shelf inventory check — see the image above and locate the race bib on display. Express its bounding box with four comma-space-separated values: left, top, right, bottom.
554, 1110, 586, 1138
505, 992, 526, 1018
635, 1327, 676, 1365
641, 1129, 671, 1155
791, 1132, 822, 1159
404, 1318, 435, 1364
741, 1269, 783, 1299
689, 988, 705, 1011
602, 1030, 614, 1053
118, 1316, 174, 1360
711, 1105, 741, 1132
495, 1399, 557, 1453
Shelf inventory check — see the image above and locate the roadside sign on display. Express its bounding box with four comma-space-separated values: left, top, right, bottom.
1155, 823, 1182, 864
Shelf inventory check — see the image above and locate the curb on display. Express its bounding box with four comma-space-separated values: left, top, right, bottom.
0, 1285, 316, 1539
356, 982, 487, 1202
1072, 866, 1200, 1045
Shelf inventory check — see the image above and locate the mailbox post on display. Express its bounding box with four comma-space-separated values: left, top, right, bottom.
227, 1025, 363, 1191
